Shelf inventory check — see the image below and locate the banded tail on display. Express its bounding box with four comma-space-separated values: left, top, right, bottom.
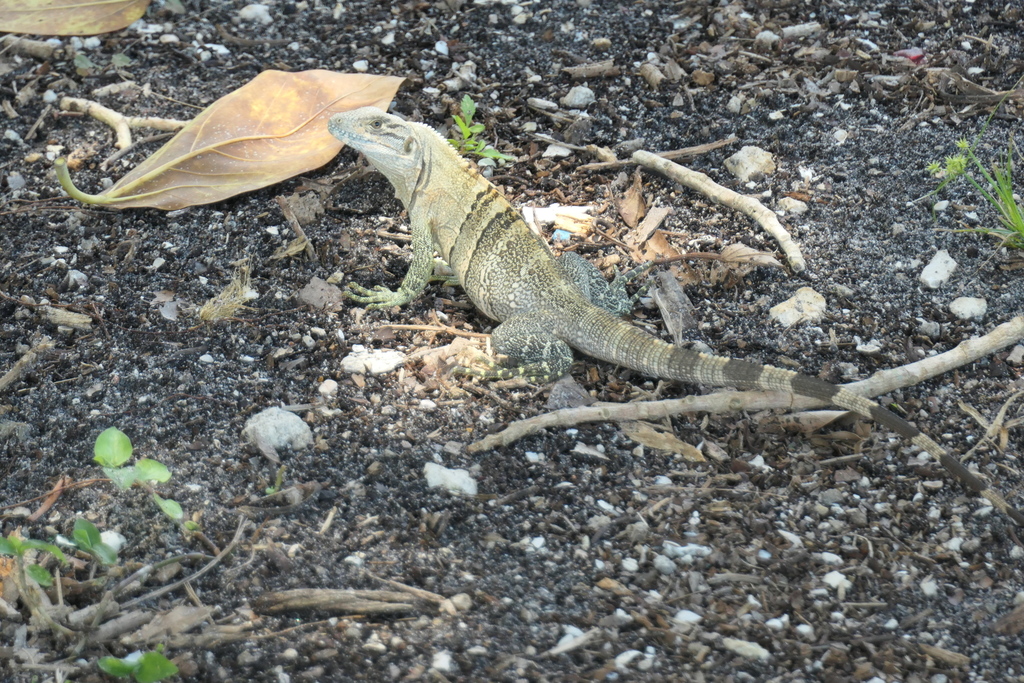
565, 303, 1024, 527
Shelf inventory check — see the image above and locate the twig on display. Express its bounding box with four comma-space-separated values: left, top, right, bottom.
467, 316, 1024, 452
632, 149, 806, 273
121, 516, 247, 609
579, 136, 738, 172
252, 589, 418, 616
59, 97, 187, 150
101, 132, 174, 170
275, 196, 318, 262
215, 24, 294, 47
0, 338, 54, 395
382, 323, 489, 340
0, 35, 59, 60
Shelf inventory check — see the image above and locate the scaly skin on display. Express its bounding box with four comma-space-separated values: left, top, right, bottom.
327, 106, 1024, 528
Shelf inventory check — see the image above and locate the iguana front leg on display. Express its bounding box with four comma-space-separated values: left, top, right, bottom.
557, 252, 654, 317
345, 219, 437, 310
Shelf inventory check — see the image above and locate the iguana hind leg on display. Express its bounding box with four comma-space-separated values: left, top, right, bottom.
457, 312, 573, 381
557, 252, 653, 317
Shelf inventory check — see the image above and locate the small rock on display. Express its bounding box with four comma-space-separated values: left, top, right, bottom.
241, 407, 312, 454
621, 557, 639, 572
434, 40, 449, 56
560, 85, 595, 108
431, 651, 453, 673
318, 379, 338, 398
918, 320, 941, 339
672, 609, 702, 625
919, 249, 957, 289
592, 37, 611, 51
856, 341, 881, 356
769, 287, 826, 327
722, 637, 770, 660
6, 173, 26, 190
341, 347, 406, 374
423, 462, 477, 495
450, 593, 472, 611
652, 554, 676, 575
352, 59, 369, 72
526, 97, 558, 111
238, 3, 273, 24
1006, 345, 1024, 365
753, 30, 780, 49
724, 146, 776, 182
822, 571, 852, 591
777, 197, 808, 214
949, 297, 986, 321
542, 144, 573, 158
920, 577, 938, 597
662, 542, 712, 561
795, 623, 815, 639
614, 649, 643, 670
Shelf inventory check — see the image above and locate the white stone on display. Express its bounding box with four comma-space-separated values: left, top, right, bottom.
621, 557, 639, 572
542, 144, 573, 158
920, 577, 938, 596
919, 249, 957, 289
949, 297, 986, 321
352, 60, 369, 72
318, 379, 338, 398
239, 3, 273, 24
560, 85, 595, 108
652, 554, 676, 575
795, 623, 815, 639
753, 30, 780, 49
431, 651, 453, 673
614, 650, 643, 669
777, 196, 808, 214
822, 571, 852, 591
340, 348, 406, 374
672, 609, 702, 624
423, 463, 477, 495
724, 146, 776, 182
662, 541, 712, 560
242, 407, 313, 453
722, 637, 770, 660
1007, 345, 1024, 365
769, 287, 826, 326
100, 530, 126, 552
434, 40, 449, 56
816, 552, 843, 565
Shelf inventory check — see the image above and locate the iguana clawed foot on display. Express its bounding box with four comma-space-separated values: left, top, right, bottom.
344, 282, 418, 310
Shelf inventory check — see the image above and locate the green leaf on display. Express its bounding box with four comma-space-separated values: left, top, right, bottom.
135, 651, 179, 683
98, 656, 137, 677
153, 494, 183, 521
94, 427, 133, 467
104, 465, 138, 491
92, 542, 119, 566
0, 537, 19, 556
20, 539, 67, 563
452, 114, 471, 140
26, 563, 53, 586
73, 54, 96, 70
111, 53, 132, 68
460, 94, 476, 122
183, 521, 200, 531
468, 123, 486, 134
73, 518, 102, 550
135, 459, 171, 483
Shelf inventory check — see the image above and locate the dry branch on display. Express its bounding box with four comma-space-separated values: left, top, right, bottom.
632, 149, 806, 273
59, 97, 187, 150
253, 589, 417, 616
578, 136, 737, 172
468, 316, 1024, 452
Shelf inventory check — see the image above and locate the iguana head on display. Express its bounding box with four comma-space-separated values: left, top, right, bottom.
328, 107, 429, 205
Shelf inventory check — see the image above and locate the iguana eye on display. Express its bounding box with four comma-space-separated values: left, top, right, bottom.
371, 120, 383, 129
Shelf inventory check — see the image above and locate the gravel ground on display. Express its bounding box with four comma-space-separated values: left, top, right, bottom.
2, 1, 1024, 682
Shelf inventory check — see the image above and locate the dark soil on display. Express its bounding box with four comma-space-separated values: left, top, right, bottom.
3, 1, 1024, 681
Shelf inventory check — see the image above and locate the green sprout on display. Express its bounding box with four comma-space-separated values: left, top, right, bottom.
93, 427, 196, 530
927, 80, 1024, 249
98, 646, 179, 683
0, 532, 73, 636
72, 518, 119, 566
448, 95, 515, 162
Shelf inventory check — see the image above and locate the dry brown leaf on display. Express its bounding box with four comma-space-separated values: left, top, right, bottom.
992, 603, 1024, 635
773, 410, 849, 434
636, 230, 681, 262
0, 0, 149, 36
621, 422, 705, 462
56, 71, 404, 210
719, 243, 783, 268
615, 171, 646, 228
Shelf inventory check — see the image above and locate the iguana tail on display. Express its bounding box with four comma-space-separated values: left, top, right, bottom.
564, 304, 1024, 527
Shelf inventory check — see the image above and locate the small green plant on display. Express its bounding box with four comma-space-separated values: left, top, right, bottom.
72, 518, 119, 566
448, 94, 515, 162
927, 136, 1024, 249
93, 427, 197, 530
0, 532, 67, 587
0, 532, 73, 636
98, 646, 179, 683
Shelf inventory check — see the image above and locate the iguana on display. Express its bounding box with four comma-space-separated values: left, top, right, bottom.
327, 106, 1024, 528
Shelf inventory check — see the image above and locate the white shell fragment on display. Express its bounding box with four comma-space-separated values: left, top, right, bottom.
769, 287, 826, 327
423, 463, 478, 496
724, 146, 776, 182
341, 346, 407, 374
919, 249, 957, 289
